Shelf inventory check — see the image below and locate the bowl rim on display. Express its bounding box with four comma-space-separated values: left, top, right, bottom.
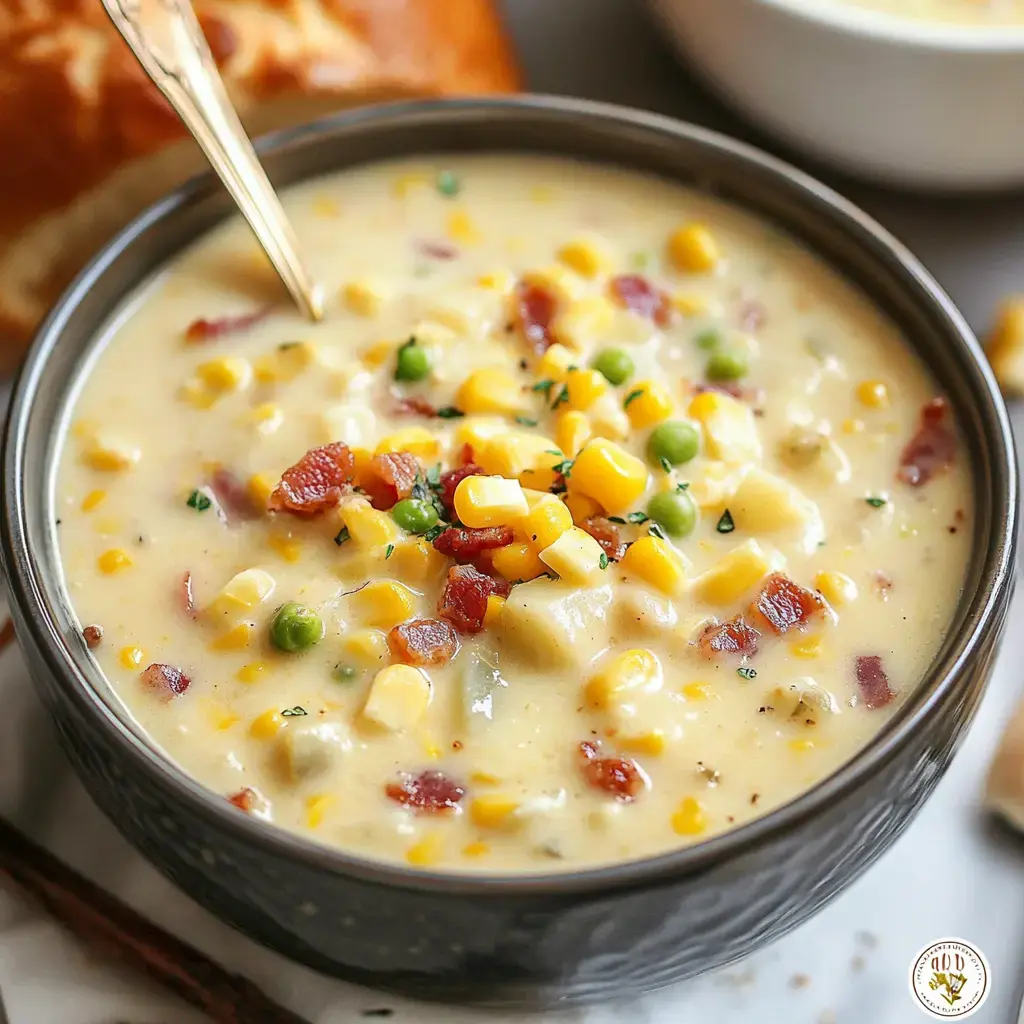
755, 0, 1024, 50
3, 94, 1016, 898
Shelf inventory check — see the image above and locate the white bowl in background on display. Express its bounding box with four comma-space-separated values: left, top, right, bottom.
647, 0, 1024, 190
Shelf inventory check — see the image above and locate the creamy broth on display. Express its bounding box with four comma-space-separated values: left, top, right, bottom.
56, 156, 970, 873
826, 0, 1024, 23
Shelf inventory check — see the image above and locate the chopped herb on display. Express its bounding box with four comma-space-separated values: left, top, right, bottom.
532, 379, 554, 396
281, 706, 308, 717
599, 553, 609, 570
648, 522, 666, 539
516, 415, 539, 427
607, 516, 626, 525
436, 170, 460, 197
409, 475, 428, 502
659, 456, 672, 474
424, 523, 446, 543
435, 406, 465, 419
626, 511, 649, 525
737, 666, 757, 680
385, 543, 395, 560
186, 489, 212, 512
676, 481, 690, 491
630, 250, 655, 271
716, 509, 736, 534
426, 464, 442, 489
333, 664, 358, 682
551, 459, 574, 478
333, 526, 351, 547
865, 497, 887, 508
551, 384, 569, 409
277, 341, 301, 351
623, 388, 645, 408
545, 448, 562, 456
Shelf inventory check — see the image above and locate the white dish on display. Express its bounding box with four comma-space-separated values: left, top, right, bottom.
647, 0, 1024, 190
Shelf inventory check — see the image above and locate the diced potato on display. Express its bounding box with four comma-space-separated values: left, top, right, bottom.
687, 461, 746, 510
538, 526, 606, 585
276, 723, 351, 783
318, 404, 376, 447
587, 393, 631, 442
454, 476, 529, 528
536, 343, 577, 382
612, 588, 679, 640
343, 628, 390, 667
730, 469, 824, 543
209, 568, 276, 616
457, 368, 528, 416
585, 648, 663, 709
688, 391, 762, 463
555, 410, 592, 457
81, 433, 141, 472
814, 570, 858, 607
554, 296, 616, 351
693, 539, 782, 605
362, 665, 432, 730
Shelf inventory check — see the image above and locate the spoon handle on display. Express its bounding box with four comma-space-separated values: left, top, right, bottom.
100, 0, 324, 322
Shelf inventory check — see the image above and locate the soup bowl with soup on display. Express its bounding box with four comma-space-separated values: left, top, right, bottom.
1, 97, 1015, 1005
649, 0, 1024, 190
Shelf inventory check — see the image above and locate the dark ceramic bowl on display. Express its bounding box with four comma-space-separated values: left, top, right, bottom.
1, 97, 1017, 1008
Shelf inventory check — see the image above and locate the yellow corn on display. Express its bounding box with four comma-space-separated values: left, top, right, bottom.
856, 379, 890, 408
81, 489, 107, 511
249, 402, 284, 436
360, 339, 393, 368
268, 533, 302, 563
343, 279, 387, 317
491, 542, 547, 583
619, 731, 667, 756
478, 433, 562, 491
339, 498, 403, 550
362, 664, 432, 731
359, 581, 417, 630
620, 536, 688, 597
98, 549, 132, 575
247, 473, 275, 509
456, 368, 527, 416
196, 356, 252, 394
555, 410, 592, 457
393, 171, 430, 197
210, 622, 253, 652
469, 795, 521, 830
375, 427, 441, 460
557, 236, 611, 279
671, 293, 707, 317
420, 729, 444, 760
682, 681, 712, 701
471, 771, 502, 786
585, 648, 662, 708
82, 436, 140, 472
521, 264, 586, 303
204, 700, 240, 732
671, 797, 707, 836
406, 833, 444, 866
554, 295, 615, 351
536, 343, 577, 382
789, 738, 816, 753
564, 492, 603, 523
842, 417, 865, 435
694, 540, 774, 605
668, 223, 720, 274
390, 538, 445, 583
447, 209, 480, 244
462, 841, 491, 858
565, 368, 608, 412
119, 646, 144, 670
454, 476, 529, 528
343, 628, 389, 667
538, 525, 606, 585
570, 438, 648, 514
477, 269, 516, 292
305, 794, 334, 829
312, 196, 340, 218
624, 379, 674, 429
253, 342, 316, 383
454, 417, 508, 454
249, 709, 285, 740
210, 568, 276, 615
790, 634, 824, 659
688, 391, 762, 463
483, 594, 506, 628
520, 494, 573, 552
814, 570, 858, 607
236, 661, 267, 684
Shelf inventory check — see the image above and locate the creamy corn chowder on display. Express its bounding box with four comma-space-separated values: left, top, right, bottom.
56, 156, 969, 873
828, 0, 1024, 23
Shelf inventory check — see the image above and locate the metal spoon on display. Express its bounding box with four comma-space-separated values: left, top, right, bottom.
100, 0, 324, 322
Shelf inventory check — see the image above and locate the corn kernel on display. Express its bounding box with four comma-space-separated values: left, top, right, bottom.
478, 433, 562, 491
119, 646, 144, 669
564, 492, 603, 523
694, 540, 776, 605
268, 533, 302, 563
454, 476, 529, 528
210, 622, 253, 652
483, 594, 506, 628
343, 279, 387, 317
585, 649, 663, 708
462, 841, 491, 858
668, 223, 720, 274
210, 568, 276, 615
554, 410, 592, 457
790, 634, 824, 659
491, 542, 547, 583
236, 661, 267, 684
82, 436, 140, 472
569, 438, 648, 514
196, 356, 252, 393
253, 342, 316, 383
538, 525, 606, 585
360, 339, 393, 368
554, 296, 615, 351
620, 536, 688, 596
312, 196, 340, 218
393, 171, 430, 197
789, 738, 816, 753
565, 367, 608, 412
375, 427, 441, 460
814, 570, 858, 607
247, 473, 275, 509
363, 664, 432, 731
856, 380, 890, 409
305, 794, 334, 829
390, 538, 445, 583
671, 293, 707, 316
520, 494, 573, 552
98, 549, 132, 574
842, 418, 866, 435
671, 797, 707, 836
420, 729, 444, 760
343, 629, 389, 667
536, 343, 577, 383
359, 580, 417, 630
588, 393, 631, 442
81, 489, 107, 511
471, 771, 502, 786
406, 833, 444, 866
469, 795, 521, 830
456, 368, 527, 416
619, 730, 667, 756
521, 264, 586, 303
682, 681, 712, 701
250, 709, 285, 739
557, 236, 611, 279
339, 498, 403, 550
477, 269, 516, 292
179, 379, 217, 409
250, 402, 284, 436
624, 379, 674, 428
205, 701, 239, 731
454, 417, 507, 454
688, 391, 762, 463
447, 209, 479, 244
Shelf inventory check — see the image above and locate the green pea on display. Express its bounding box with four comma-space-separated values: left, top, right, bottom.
333, 663, 358, 682
394, 339, 431, 382
646, 490, 698, 538
270, 602, 324, 653
590, 347, 635, 386
706, 350, 749, 381
391, 498, 439, 534
647, 420, 700, 466
695, 328, 722, 351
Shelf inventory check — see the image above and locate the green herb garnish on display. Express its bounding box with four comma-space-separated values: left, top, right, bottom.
551, 384, 569, 409
865, 497, 887, 508
660, 456, 672, 474
716, 509, 736, 534
626, 511, 649, 525
607, 516, 626, 525
385, 543, 395, 559
648, 522, 666, 539
333, 526, 351, 547
599, 553, 609, 570
186, 489, 212, 512
281, 706, 308, 717
436, 169, 461, 197
532, 379, 555, 396
737, 667, 757, 680
623, 388, 645, 408
516, 415, 539, 427
435, 406, 465, 419
424, 524, 446, 543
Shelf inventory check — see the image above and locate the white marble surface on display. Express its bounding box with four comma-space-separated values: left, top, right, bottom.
3, 1, 1024, 1020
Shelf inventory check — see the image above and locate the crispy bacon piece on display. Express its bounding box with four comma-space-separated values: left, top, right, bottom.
580, 516, 626, 561
438, 564, 511, 633
388, 618, 460, 666
512, 280, 559, 353
361, 451, 421, 510
268, 442, 355, 517
140, 663, 191, 700
855, 655, 895, 709
180, 571, 196, 618
82, 625, 103, 648
579, 741, 643, 802
393, 395, 440, 418
385, 770, 465, 814
750, 572, 824, 635
897, 397, 956, 487
227, 787, 257, 812
207, 468, 260, 522
184, 307, 269, 343
438, 463, 484, 516
608, 274, 673, 328
417, 239, 460, 261
198, 12, 238, 64
457, 444, 476, 466
696, 616, 761, 659
433, 525, 515, 563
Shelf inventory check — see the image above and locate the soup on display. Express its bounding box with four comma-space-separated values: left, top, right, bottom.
55, 156, 969, 873
826, 0, 1024, 23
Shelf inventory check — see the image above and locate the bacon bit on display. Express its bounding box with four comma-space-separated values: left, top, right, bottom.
438, 564, 511, 633
471, 548, 498, 577
750, 572, 824, 635
393, 395, 439, 418
874, 570, 893, 601
227, 787, 257, 812
385, 770, 466, 814
608, 274, 673, 328
855, 655, 895, 709
417, 239, 460, 261
578, 741, 643, 801
696, 616, 761, 659
693, 381, 766, 406
209, 468, 259, 522
184, 307, 269, 343
579, 516, 626, 561
140, 663, 191, 700
897, 397, 956, 487
180, 571, 196, 618
268, 442, 355, 517
512, 280, 559, 353
82, 624, 104, 648
438, 463, 484, 516
433, 525, 515, 563
361, 451, 421, 510
457, 444, 476, 466
198, 12, 238, 64
388, 618, 460, 666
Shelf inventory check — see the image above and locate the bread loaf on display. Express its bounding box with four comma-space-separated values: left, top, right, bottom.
0, 0, 520, 372
985, 692, 1024, 831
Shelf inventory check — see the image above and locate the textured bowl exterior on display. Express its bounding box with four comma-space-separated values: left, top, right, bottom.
2, 98, 1016, 1007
